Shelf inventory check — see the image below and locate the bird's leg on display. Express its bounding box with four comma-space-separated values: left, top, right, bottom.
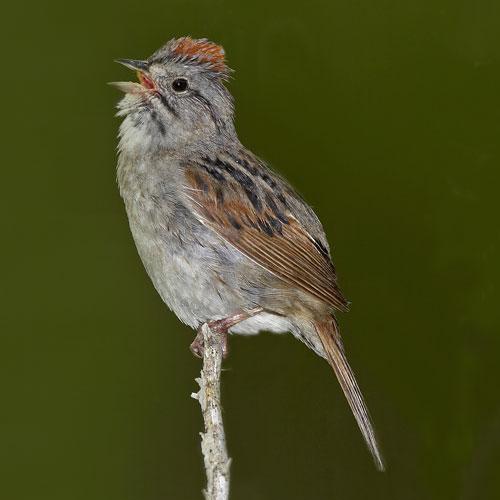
190, 307, 263, 358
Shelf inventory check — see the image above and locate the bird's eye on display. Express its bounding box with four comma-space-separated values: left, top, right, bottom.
172, 78, 188, 93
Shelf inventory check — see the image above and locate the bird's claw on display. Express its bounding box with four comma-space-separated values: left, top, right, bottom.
190, 326, 229, 359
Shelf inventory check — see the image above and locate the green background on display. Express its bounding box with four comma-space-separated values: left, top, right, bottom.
2, 0, 500, 498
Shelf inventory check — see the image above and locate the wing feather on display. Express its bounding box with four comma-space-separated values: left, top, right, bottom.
183, 155, 348, 312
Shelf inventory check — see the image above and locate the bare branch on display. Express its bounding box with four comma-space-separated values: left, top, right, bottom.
191, 323, 231, 500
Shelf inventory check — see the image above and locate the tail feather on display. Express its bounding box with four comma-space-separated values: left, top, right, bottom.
315, 318, 385, 471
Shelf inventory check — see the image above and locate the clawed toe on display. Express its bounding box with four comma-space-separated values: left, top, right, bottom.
190, 324, 229, 359
190, 334, 204, 358
191, 309, 263, 359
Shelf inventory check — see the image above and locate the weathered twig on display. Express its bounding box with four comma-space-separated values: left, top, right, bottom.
191, 323, 231, 500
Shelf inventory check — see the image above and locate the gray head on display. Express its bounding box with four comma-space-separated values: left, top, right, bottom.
112, 37, 236, 154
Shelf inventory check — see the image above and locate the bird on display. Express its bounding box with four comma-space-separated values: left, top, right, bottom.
111, 36, 384, 471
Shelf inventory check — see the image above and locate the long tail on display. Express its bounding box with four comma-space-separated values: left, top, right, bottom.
314, 318, 385, 471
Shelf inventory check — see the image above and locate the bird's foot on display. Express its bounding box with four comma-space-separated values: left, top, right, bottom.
189, 324, 229, 359
189, 308, 263, 359
189, 330, 206, 359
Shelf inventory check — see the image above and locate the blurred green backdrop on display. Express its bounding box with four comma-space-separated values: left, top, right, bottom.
2, 0, 500, 498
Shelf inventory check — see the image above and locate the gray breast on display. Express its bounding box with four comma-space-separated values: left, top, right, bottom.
117, 155, 251, 328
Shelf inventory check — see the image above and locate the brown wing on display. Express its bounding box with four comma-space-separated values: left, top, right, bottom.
183, 153, 348, 312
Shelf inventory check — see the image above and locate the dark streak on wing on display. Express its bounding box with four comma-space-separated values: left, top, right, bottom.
192, 172, 208, 193
198, 162, 226, 182
260, 171, 278, 190
257, 218, 274, 236
227, 213, 242, 229
215, 187, 224, 204
313, 238, 331, 261
268, 217, 283, 235
208, 157, 263, 212
264, 192, 289, 224
228, 151, 259, 175
183, 152, 349, 312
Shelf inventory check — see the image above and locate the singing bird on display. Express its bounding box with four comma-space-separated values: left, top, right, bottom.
112, 37, 384, 470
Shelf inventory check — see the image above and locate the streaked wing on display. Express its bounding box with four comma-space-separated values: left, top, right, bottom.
182, 151, 348, 312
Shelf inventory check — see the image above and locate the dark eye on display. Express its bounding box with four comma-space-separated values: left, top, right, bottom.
172, 78, 188, 92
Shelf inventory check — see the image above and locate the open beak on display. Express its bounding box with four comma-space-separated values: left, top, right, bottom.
109, 59, 156, 93
115, 59, 149, 72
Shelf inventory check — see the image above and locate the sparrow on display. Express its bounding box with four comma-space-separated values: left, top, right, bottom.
112, 37, 384, 470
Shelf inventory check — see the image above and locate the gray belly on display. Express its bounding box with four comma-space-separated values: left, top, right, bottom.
127, 212, 293, 335
129, 216, 236, 328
